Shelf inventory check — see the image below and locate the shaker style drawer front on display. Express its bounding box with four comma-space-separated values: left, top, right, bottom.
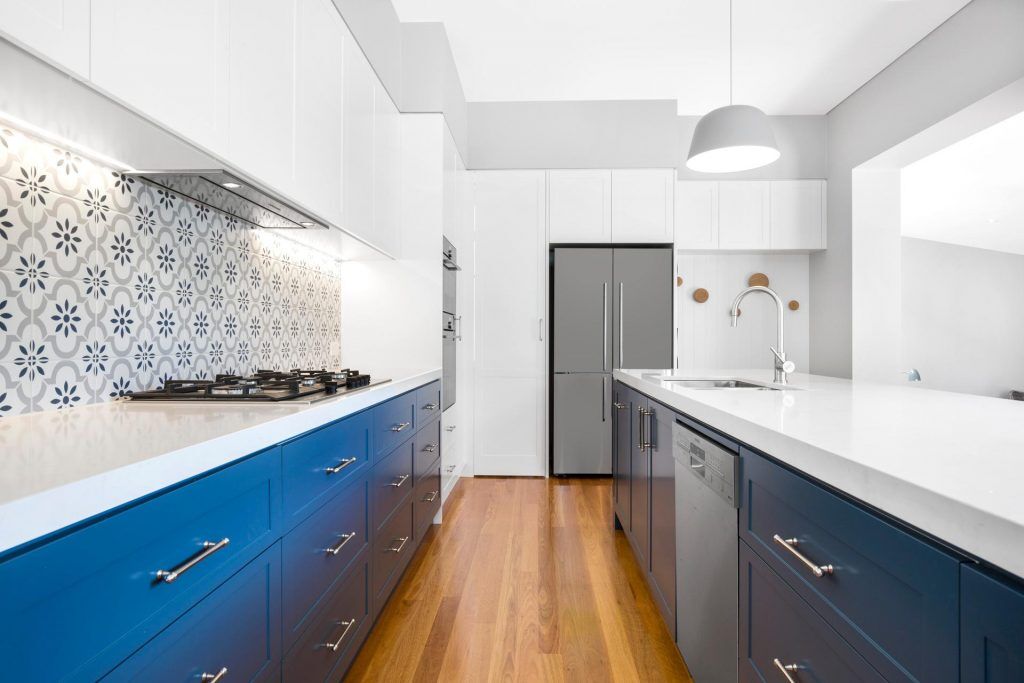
103, 543, 282, 683
283, 559, 371, 683
961, 565, 1024, 683
282, 410, 371, 528
373, 392, 417, 460
282, 477, 369, 647
414, 466, 442, 540
373, 501, 414, 600
413, 417, 442, 483
415, 381, 442, 426
372, 440, 414, 530
740, 449, 959, 682
0, 447, 282, 682
740, 541, 886, 683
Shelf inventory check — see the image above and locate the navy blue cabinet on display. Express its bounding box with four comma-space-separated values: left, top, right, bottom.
647, 398, 676, 637
962, 565, 1024, 682
104, 542, 282, 682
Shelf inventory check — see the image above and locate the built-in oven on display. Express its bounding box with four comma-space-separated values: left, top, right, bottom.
443, 237, 458, 315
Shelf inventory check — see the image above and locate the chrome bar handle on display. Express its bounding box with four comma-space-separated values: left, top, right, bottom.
201, 667, 228, 683
602, 376, 607, 423
156, 538, 230, 583
772, 658, 800, 682
454, 315, 463, 342
773, 534, 834, 578
445, 425, 456, 432
602, 282, 609, 371
322, 618, 357, 652
389, 474, 410, 488
423, 443, 438, 453
422, 402, 439, 411
618, 282, 624, 368
324, 532, 356, 556
539, 317, 544, 342
645, 407, 655, 451
391, 422, 411, 432
637, 404, 645, 449
613, 402, 626, 410
325, 457, 357, 475
423, 491, 438, 503
387, 536, 410, 553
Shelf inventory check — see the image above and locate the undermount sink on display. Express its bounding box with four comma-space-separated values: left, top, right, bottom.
662, 378, 783, 391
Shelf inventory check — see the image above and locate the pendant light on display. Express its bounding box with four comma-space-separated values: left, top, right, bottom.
686, 0, 780, 173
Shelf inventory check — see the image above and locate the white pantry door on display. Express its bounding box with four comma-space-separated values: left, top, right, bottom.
472, 171, 547, 476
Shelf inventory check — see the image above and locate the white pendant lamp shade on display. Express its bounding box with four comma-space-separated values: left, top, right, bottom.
686, 104, 780, 173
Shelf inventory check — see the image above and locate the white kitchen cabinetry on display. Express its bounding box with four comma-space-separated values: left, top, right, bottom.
90, 1, 229, 154
611, 169, 674, 243
226, 0, 296, 197
372, 82, 401, 255
770, 180, 826, 250
547, 170, 612, 243
718, 181, 770, 250
342, 36, 376, 247
674, 181, 719, 250
294, 0, 344, 225
472, 171, 547, 477
0, 0, 91, 78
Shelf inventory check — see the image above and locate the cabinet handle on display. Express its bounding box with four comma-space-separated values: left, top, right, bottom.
389, 474, 410, 488
423, 443, 438, 453
391, 422, 411, 432
156, 537, 230, 583
423, 491, 438, 503
618, 282, 624, 368
387, 536, 410, 553
646, 407, 655, 451
423, 402, 439, 411
201, 667, 228, 683
602, 376, 607, 422
321, 618, 357, 652
323, 532, 356, 556
637, 405, 645, 449
602, 282, 609, 371
454, 315, 463, 342
772, 658, 801, 682
613, 402, 626, 409
445, 425, 456, 432
539, 317, 544, 342
325, 457, 357, 475
773, 535, 834, 578
446, 465, 456, 473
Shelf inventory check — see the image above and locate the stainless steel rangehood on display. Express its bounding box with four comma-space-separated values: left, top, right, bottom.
127, 169, 326, 230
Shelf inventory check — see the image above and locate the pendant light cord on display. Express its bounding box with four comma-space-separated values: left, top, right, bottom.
729, 0, 733, 105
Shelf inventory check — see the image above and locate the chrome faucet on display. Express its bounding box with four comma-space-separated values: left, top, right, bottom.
729, 285, 795, 384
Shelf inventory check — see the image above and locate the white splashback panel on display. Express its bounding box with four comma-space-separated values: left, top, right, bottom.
675, 254, 809, 373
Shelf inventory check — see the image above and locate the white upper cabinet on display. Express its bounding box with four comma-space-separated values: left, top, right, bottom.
342, 38, 376, 245
91, 1, 229, 155
547, 170, 612, 243
372, 82, 401, 255
0, 0, 91, 78
718, 181, 770, 250
294, 0, 344, 225
770, 180, 826, 250
442, 127, 458, 237
610, 169, 674, 243
227, 0, 296, 195
674, 181, 719, 250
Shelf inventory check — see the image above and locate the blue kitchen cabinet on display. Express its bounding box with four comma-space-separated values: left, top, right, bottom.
647, 397, 676, 637
962, 564, 1024, 682
373, 390, 418, 460
612, 382, 632, 529
104, 542, 282, 682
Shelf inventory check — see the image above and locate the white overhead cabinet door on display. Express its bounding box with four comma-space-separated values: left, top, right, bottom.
472, 171, 547, 476
90, 0, 229, 154
718, 181, 770, 250
611, 169, 674, 243
342, 38, 376, 248
0, 0, 91, 78
372, 82, 401, 255
674, 181, 719, 250
770, 180, 826, 250
547, 170, 612, 243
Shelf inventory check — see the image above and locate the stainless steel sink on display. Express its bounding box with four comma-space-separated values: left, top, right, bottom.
663, 378, 783, 390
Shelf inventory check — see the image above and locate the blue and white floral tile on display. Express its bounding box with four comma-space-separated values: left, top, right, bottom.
189, 239, 215, 296
0, 363, 35, 416
106, 170, 140, 215
0, 176, 45, 268
42, 278, 91, 361
151, 290, 182, 357
189, 297, 214, 355
44, 193, 94, 281
38, 360, 92, 412
151, 226, 186, 291
100, 285, 143, 358
5, 325, 50, 408
131, 259, 159, 322
93, 211, 140, 286
217, 301, 243, 353
0, 269, 41, 362
218, 248, 242, 300
94, 357, 138, 402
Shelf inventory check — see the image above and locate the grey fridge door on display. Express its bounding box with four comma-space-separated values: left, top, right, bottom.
553, 248, 614, 373
612, 248, 673, 370
553, 373, 612, 474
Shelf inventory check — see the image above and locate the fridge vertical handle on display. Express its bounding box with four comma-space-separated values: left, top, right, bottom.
602, 375, 607, 422
603, 283, 608, 371
618, 282, 625, 368
539, 317, 543, 342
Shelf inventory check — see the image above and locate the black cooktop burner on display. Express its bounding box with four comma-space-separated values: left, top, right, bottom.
128, 369, 383, 403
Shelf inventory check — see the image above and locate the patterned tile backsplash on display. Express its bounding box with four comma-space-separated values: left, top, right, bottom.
0, 125, 342, 417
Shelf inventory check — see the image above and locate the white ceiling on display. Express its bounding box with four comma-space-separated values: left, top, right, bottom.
391, 0, 971, 114
902, 109, 1024, 256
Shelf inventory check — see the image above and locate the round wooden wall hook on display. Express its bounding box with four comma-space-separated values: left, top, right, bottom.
748, 273, 769, 288
788, 300, 800, 311
676, 275, 684, 287
693, 288, 709, 303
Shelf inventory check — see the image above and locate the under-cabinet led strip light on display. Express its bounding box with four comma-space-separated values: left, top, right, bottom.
0, 109, 137, 173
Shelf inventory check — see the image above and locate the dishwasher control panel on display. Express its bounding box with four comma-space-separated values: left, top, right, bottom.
673, 421, 739, 507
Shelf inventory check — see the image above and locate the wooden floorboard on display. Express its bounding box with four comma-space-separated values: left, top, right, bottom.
345, 477, 693, 682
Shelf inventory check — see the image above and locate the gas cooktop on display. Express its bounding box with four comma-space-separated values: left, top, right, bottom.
128, 369, 389, 404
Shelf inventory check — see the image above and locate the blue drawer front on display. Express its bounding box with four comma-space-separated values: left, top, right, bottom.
962, 565, 1024, 683
372, 439, 414, 530
373, 391, 417, 460
413, 416, 441, 482
414, 465, 442, 540
284, 557, 371, 683
282, 410, 371, 529
740, 540, 885, 683
0, 447, 281, 681
740, 448, 959, 682
415, 381, 442, 426
104, 541, 282, 682
283, 476, 369, 649
373, 500, 414, 603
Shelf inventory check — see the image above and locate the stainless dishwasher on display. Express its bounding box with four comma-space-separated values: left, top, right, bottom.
674, 418, 740, 683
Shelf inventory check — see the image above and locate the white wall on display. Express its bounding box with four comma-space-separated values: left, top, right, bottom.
816, 0, 1024, 378
675, 254, 809, 373
902, 237, 1024, 398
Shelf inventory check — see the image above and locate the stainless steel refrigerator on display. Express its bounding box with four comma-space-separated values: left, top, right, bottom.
552, 247, 673, 475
